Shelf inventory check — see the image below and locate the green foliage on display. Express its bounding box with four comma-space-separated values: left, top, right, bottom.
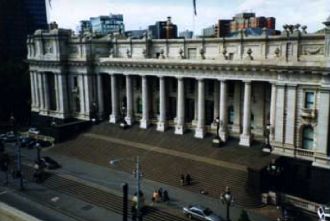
238, 210, 251, 221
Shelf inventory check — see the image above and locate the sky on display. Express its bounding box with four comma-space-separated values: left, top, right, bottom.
48, 0, 330, 34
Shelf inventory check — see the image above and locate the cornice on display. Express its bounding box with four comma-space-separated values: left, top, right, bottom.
95, 59, 330, 74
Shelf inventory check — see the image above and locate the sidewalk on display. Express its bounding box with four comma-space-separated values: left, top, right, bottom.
26, 147, 274, 221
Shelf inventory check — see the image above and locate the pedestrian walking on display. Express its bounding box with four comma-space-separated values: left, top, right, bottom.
152, 190, 159, 203
158, 187, 163, 200
180, 174, 185, 186
163, 190, 169, 202
186, 173, 191, 185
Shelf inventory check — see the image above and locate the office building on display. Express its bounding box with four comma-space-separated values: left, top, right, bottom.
148, 17, 178, 39
79, 14, 125, 35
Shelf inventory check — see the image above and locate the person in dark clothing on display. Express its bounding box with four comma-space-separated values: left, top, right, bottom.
131, 205, 137, 221
180, 174, 185, 186
163, 190, 169, 202
186, 174, 191, 185
158, 187, 163, 200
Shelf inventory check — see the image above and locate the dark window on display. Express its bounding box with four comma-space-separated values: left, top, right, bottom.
302, 126, 314, 150
137, 98, 142, 113
305, 92, 315, 109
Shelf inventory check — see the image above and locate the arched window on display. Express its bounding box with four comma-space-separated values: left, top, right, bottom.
302, 126, 314, 150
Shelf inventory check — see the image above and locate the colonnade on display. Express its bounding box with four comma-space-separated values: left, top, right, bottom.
30, 71, 279, 147
30, 71, 69, 118
105, 74, 274, 147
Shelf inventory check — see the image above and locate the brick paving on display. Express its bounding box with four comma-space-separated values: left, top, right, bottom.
90, 122, 274, 170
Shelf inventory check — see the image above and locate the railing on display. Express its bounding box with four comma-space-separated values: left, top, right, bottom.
295, 148, 314, 158
282, 194, 320, 213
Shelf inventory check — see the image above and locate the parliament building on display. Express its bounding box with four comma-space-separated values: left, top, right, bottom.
27, 17, 330, 192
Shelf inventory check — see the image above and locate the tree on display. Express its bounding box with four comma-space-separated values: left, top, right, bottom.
238, 210, 251, 221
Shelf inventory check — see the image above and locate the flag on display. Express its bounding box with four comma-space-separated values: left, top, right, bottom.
193, 0, 197, 16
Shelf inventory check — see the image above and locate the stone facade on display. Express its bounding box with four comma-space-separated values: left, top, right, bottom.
27, 20, 330, 169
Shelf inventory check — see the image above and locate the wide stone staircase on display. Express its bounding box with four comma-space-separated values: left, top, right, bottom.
51, 122, 272, 208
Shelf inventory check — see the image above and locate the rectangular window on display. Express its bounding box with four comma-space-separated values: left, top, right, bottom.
305, 92, 315, 109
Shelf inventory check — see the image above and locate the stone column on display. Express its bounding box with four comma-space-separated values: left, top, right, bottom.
269, 83, 277, 140
54, 73, 60, 111
274, 84, 285, 144
33, 72, 40, 109
239, 81, 252, 146
284, 85, 297, 147
84, 75, 91, 115
42, 73, 50, 111
97, 74, 104, 120
110, 74, 118, 123
58, 73, 69, 116
212, 81, 220, 128
125, 75, 134, 125
157, 76, 167, 131
140, 75, 149, 129
232, 81, 241, 133
175, 77, 185, 134
195, 79, 205, 138
193, 81, 198, 125
219, 80, 228, 142
79, 74, 86, 115
30, 72, 36, 109
37, 72, 44, 111
317, 88, 330, 154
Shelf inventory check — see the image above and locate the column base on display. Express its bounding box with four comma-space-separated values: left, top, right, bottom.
125, 116, 134, 126
194, 127, 205, 139
140, 119, 149, 129
157, 121, 167, 132
219, 131, 228, 142
239, 134, 251, 147
109, 114, 118, 124
174, 125, 185, 135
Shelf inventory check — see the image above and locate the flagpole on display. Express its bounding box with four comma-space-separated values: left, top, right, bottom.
193, 13, 196, 38
192, 0, 196, 38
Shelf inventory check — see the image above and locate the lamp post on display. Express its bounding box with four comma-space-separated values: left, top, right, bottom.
262, 124, 272, 153
220, 186, 234, 221
91, 101, 97, 123
110, 156, 143, 220
267, 159, 284, 220
215, 117, 220, 138
35, 142, 41, 162
212, 117, 222, 147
